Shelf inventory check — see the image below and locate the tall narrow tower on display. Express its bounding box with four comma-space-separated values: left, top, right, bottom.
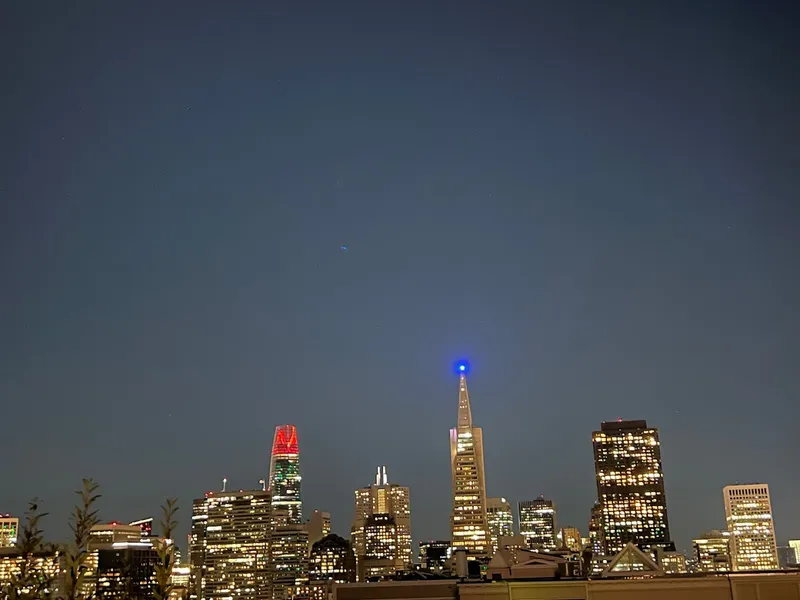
270, 425, 303, 524
449, 362, 490, 557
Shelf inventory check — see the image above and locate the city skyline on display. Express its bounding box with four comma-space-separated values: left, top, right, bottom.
2, 0, 798, 564
1, 367, 795, 559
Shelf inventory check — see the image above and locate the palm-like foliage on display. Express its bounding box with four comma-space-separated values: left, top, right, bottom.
152, 498, 179, 600
61, 478, 101, 600
4, 499, 58, 600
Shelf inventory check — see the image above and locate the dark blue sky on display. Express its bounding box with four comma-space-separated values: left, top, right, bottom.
1, 1, 798, 555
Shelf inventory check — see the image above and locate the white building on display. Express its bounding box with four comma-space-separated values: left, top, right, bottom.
723, 484, 779, 571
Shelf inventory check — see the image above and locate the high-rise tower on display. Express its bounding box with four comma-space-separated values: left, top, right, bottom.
350, 466, 411, 580
592, 419, 672, 554
723, 484, 779, 571
449, 363, 490, 557
270, 425, 303, 524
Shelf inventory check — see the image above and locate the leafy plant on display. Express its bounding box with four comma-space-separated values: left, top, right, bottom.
152, 498, 179, 600
4, 499, 58, 599
61, 478, 101, 600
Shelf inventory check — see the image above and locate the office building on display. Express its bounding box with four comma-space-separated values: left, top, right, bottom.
95, 540, 158, 599
305, 510, 331, 548
518, 496, 557, 551
723, 484, 779, 571
270, 523, 309, 600
418, 541, 451, 572
486, 498, 513, 554
779, 546, 796, 569
592, 420, 672, 554
308, 534, 356, 599
270, 425, 303, 525
0, 547, 62, 595
351, 467, 411, 579
449, 364, 490, 557
559, 527, 582, 552
693, 530, 731, 572
0, 517, 18, 548
360, 514, 403, 580
588, 502, 604, 555
189, 489, 272, 600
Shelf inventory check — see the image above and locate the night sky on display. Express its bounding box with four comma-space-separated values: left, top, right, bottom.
2, 1, 798, 556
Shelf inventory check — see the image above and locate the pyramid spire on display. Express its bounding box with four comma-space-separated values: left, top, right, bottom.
458, 372, 472, 428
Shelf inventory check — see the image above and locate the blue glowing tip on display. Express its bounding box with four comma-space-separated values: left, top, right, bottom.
454, 360, 470, 375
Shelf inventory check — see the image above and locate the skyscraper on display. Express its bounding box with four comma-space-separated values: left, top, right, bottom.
518, 496, 557, 550
693, 530, 731, 572
350, 466, 411, 580
486, 498, 514, 554
270, 425, 303, 525
449, 363, 490, 557
723, 484, 779, 571
189, 490, 272, 600
592, 420, 672, 554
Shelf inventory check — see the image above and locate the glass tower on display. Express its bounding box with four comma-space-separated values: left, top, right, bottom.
270, 425, 303, 524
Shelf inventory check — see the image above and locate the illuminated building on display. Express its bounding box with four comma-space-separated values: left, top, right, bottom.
95, 540, 159, 599
449, 363, 490, 557
0, 547, 62, 595
361, 514, 403, 580
693, 530, 731, 572
308, 534, 356, 599
0, 516, 18, 548
81, 522, 144, 596
659, 550, 687, 574
518, 496, 557, 551
418, 541, 451, 572
351, 466, 411, 579
270, 523, 309, 600
588, 502, 604, 555
305, 510, 332, 549
129, 518, 154, 538
189, 489, 272, 600
559, 527, 582, 552
723, 484, 779, 571
270, 425, 303, 525
486, 498, 513, 554
592, 420, 672, 554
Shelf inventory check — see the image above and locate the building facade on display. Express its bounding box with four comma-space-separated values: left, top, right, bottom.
305, 511, 331, 549
418, 541, 451, 573
0, 517, 18, 548
270, 425, 303, 525
95, 541, 159, 599
449, 365, 490, 557
351, 467, 411, 579
790, 540, 800, 566
588, 502, 604, 556
309, 533, 356, 596
559, 527, 582, 552
486, 498, 513, 554
592, 420, 672, 554
189, 490, 273, 600
723, 484, 779, 571
518, 497, 557, 551
270, 523, 309, 600
693, 530, 731, 572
